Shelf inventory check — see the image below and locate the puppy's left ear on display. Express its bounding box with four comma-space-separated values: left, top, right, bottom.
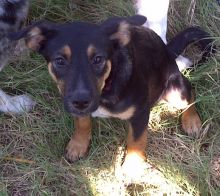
8, 20, 56, 52
101, 15, 146, 46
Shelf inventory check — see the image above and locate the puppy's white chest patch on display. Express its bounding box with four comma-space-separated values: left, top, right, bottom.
91, 106, 135, 120
92, 107, 111, 118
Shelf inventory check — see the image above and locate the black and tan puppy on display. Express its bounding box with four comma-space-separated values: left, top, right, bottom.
9, 15, 214, 176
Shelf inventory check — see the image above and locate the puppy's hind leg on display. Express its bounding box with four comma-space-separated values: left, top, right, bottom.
162, 73, 202, 137
0, 89, 35, 114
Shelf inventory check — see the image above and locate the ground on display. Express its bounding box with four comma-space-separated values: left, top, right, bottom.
0, 0, 220, 195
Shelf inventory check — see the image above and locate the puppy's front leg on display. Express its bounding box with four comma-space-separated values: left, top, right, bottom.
65, 116, 92, 163
121, 111, 149, 181
125, 124, 147, 163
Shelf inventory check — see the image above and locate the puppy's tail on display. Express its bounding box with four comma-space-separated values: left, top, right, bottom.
167, 27, 216, 65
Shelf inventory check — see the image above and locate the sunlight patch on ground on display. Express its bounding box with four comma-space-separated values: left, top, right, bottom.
88, 147, 194, 195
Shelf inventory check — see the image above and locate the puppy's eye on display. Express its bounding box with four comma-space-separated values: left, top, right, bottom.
92, 55, 104, 65
55, 57, 66, 66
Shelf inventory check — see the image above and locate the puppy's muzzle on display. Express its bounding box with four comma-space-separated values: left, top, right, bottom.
64, 90, 96, 115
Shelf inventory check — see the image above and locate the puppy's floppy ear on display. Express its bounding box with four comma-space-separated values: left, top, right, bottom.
8, 20, 56, 52
101, 15, 146, 46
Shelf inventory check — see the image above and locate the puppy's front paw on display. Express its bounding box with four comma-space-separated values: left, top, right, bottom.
65, 136, 90, 163
181, 109, 202, 137
118, 152, 147, 184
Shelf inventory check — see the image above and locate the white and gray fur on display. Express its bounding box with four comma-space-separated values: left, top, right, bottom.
0, 0, 35, 114
134, 0, 193, 71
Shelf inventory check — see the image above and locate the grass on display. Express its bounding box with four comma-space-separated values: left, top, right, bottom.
0, 0, 220, 195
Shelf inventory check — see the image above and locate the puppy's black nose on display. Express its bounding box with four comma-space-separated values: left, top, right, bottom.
70, 91, 92, 111
72, 100, 90, 110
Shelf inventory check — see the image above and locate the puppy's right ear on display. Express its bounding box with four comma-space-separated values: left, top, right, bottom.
8, 20, 56, 52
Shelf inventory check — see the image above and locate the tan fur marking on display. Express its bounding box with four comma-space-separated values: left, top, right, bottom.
126, 124, 147, 160
181, 94, 202, 137
48, 62, 57, 82
164, 88, 202, 137
92, 105, 136, 120
116, 106, 136, 120
65, 116, 92, 162
87, 44, 96, 58
48, 62, 65, 94
98, 60, 112, 91
61, 45, 72, 61
57, 80, 65, 95
110, 22, 130, 46
26, 27, 45, 50
120, 124, 147, 181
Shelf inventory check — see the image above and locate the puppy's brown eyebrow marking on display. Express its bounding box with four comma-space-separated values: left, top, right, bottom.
60, 45, 72, 61
87, 44, 96, 58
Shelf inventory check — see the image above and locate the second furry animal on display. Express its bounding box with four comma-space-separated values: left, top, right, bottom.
0, 0, 35, 114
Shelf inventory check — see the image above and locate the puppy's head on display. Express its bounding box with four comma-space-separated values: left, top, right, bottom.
9, 15, 146, 116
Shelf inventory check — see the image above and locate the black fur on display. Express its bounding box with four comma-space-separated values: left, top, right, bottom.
167, 27, 216, 65
103, 26, 215, 106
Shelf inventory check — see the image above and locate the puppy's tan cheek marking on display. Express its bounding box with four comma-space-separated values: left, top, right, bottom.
48, 62, 57, 82
57, 80, 65, 95
61, 45, 72, 62
98, 60, 112, 91
110, 22, 130, 46
48, 62, 64, 95
26, 27, 45, 50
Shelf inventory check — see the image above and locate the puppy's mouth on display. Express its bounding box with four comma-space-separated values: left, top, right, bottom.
101, 68, 119, 105
63, 98, 99, 117
103, 72, 113, 92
